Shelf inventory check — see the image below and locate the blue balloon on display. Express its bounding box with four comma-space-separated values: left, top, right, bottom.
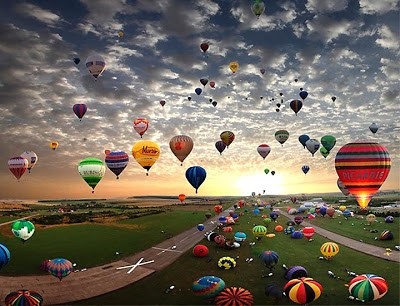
299, 90, 308, 100
298, 135, 310, 149
195, 88, 202, 95
197, 224, 205, 231
0, 243, 11, 271
185, 166, 206, 193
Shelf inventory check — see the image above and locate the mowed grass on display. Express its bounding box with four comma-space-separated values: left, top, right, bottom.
0, 210, 207, 275
291, 210, 400, 248
72, 209, 399, 305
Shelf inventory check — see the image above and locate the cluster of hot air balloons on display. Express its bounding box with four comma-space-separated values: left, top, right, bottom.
8, 150, 39, 181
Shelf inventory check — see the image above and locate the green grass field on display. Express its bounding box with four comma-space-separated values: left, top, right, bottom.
71, 208, 399, 305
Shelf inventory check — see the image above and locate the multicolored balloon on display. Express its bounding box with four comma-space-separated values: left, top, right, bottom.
290, 99, 303, 116
320, 242, 339, 259
169, 135, 194, 165
285, 265, 308, 280
49, 141, 59, 150
337, 178, 350, 196
132, 118, 149, 138
335, 142, 391, 209
20, 151, 38, 173
5, 289, 43, 306
284, 277, 323, 305
348, 274, 388, 302
218, 257, 236, 270
72, 103, 87, 121
252, 225, 267, 239
192, 276, 225, 298
220, 131, 235, 147
186, 166, 206, 193
11, 220, 35, 242
105, 151, 129, 179
214, 287, 253, 306
275, 130, 289, 146
260, 250, 279, 270
303, 227, 315, 240
78, 157, 106, 193
8, 156, 28, 181
132, 140, 160, 175
47, 258, 73, 281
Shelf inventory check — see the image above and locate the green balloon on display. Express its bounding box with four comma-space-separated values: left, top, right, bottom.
11, 220, 35, 241
78, 157, 106, 193
320, 147, 330, 159
321, 135, 336, 152
251, 1, 265, 17
264, 168, 269, 175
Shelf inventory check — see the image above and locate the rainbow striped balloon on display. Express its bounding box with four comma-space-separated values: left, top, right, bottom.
335, 142, 391, 209
348, 274, 388, 302
320, 242, 339, 259
214, 287, 254, 306
192, 276, 225, 298
47, 258, 73, 281
284, 277, 323, 305
5, 289, 43, 306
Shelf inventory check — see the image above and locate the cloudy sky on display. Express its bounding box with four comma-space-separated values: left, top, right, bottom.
0, 0, 399, 200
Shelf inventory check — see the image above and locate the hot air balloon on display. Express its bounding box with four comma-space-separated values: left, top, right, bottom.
132, 140, 160, 175
271, 170, 276, 175
275, 130, 289, 146
169, 135, 194, 165
215, 140, 226, 155
5, 289, 43, 306
195, 88, 202, 95
298, 135, 310, 149
260, 68, 266, 75
303, 227, 315, 240
104, 149, 111, 155
366, 213, 376, 225
260, 250, 279, 270
301, 165, 310, 175
285, 266, 308, 280
73, 57, 80, 65
228, 61, 239, 73
218, 257, 236, 270
214, 287, 253, 306
197, 224, 205, 231
85, 53, 105, 79
133, 118, 149, 138
252, 225, 267, 239
72, 104, 87, 121
117, 31, 124, 38
321, 135, 336, 152
264, 168, 270, 175
348, 274, 388, 303
210, 81, 216, 88
337, 178, 350, 196
186, 166, 206, 193
200, 78, 208, 87
212, 101, 217, 107
20, 151, 38, 173
251, 0, 265, 18
257, 144, 271, 159
369, 123, 379, 134
220, 131, 235, 147
290, 100, 303, 116
178, 193, 186, 203
105, 151, 129, 179
8, 157, 28, 181
78, 157, 106, 193
47, 258, 73, 281
214, 205, 223, 213
320, 242, 339, 259
331, 96, 336, 102
49, 141, 59, 150
160, 100, 166, 107
283, 277, 323, 305
305, 139, 320, 156
299, 91, 308, 100
335, 142, 391, 209
11, 220, 35, 242
0, 243, 11, 271
193, 244, 208, 257
192, 276, 225, 298
320, 147, 330, 159
200, 42, 209, 53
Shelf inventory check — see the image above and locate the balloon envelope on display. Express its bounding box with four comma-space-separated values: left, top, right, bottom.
200, 42, 209, 53
85, 53, 105, 79
73, 104, 87, 120
228, 61, 239, 73
251, 1, 265, 17
215, 141, 226, 155
214, 287, 253, 306
220, 131, 235, 147
257, 144, 271, 159
348, 274, 388, 302
290, 100, 303, 116
284, 277, 323, 305
105, 151, 129, 179
305, 139, 320, 156
298, 135, 310, 149
192, 276, 225, 298
299, 91, 308, 100
321, 135, 336, 152
47, 258, 73, 281
8, 157, 28, 181
169, 135, 193, 165
186, 166, 206, 193
78, 157, 106, 192
335, 142, 391, 209
275, 130, 289, 145
133, 118, 149, 138
49, 141, 59, 150
0, 243, 11, 271
178, 194, 186, 203
132, 140, 160, 175
301, 165, 310, 175
11, 220, 35, 242
320, 242, 339, 259
5, 289, 43, 306
369, 123, 378, 134
260, 250, 279, 269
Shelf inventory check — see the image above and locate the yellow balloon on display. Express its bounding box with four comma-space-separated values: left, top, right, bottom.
49, 141, 59, 150
132, 140, 160, 175
118, 31, 124, 38
229, 61, 239, 73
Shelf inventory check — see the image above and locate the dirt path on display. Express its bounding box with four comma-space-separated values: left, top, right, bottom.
0, 208, 398, 305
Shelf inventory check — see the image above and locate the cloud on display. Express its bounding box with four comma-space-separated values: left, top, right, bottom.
359, 0, 399, 15
305, 0, 349, 13
375, 25, 400, 51
14, 2, 61, 26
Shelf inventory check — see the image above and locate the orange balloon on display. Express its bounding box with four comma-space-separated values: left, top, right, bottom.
178, 194, 186, 203
169, 135, 193, 165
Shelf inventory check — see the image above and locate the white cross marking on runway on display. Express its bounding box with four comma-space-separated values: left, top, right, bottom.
152, 246, 182, 255
116, 257, 155, 274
